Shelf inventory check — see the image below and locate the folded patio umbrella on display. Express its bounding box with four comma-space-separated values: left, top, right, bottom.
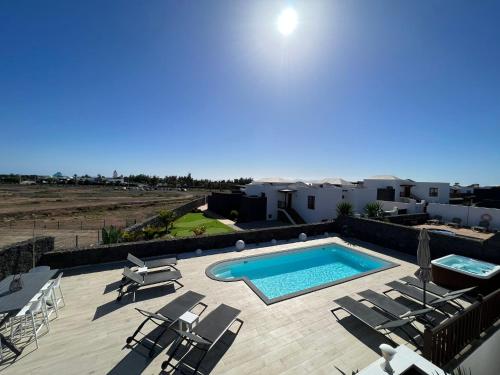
414, 228, 432, 307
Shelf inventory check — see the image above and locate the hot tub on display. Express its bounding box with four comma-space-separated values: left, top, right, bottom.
431, 254, 500, 294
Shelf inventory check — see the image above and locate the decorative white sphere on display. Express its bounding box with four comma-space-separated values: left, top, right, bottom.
195, 249, 202, 255
236, 240, 245, 251
299, 233, 307, 241
271, 239, 277, 245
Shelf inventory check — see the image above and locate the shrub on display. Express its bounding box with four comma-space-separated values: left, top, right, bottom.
158, 209, 176, 229
121, 231, 143, 242
364, 202, 384, 218
142, 225, 168, 240
229, 210, 239, 221
336, 202, 354, 217
192, 225, 207, 236
101, 226, 123, 244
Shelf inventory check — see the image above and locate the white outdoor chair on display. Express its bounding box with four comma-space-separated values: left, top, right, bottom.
50, 273, 65, 310
10, 295, 50, 349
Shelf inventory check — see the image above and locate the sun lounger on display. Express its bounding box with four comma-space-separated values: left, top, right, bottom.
126, 290, 207, 357
384, 281, 463, 313
161, 304, 243, 374
358, 290, 436, 326
127, 253, 178, 270
427, 215, 442, 225
331, 296, 422, 348
446, 217, 462, 228
472, 220, 490, 233
117, 267, 183, 301
400, 276, 476, 299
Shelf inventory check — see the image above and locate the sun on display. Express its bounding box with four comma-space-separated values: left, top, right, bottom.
276, 7, 298, 36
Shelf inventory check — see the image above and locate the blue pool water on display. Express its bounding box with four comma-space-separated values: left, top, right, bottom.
208, 244, 394, 302
433, 254, 499, 277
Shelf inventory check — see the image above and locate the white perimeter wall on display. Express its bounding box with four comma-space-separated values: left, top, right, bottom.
427, 203, 500, 230
378, 200, 425, 214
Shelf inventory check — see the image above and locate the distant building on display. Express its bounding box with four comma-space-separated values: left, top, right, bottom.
113, 170, 118, 179
208, 175, 451, 224
20, 180, 36, 185
473, 186, 500, 208
362, 175, 450, 204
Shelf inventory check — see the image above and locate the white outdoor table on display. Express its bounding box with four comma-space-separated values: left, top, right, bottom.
178, 311, 199, 332
357, 345, 448, 375
0, 269, 58, 357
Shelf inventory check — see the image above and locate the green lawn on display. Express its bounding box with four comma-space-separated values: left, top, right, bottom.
170, 212, 234, 237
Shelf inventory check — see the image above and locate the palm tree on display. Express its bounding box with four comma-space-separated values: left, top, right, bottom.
364, 202, 384, 218
336, 202, 354, 217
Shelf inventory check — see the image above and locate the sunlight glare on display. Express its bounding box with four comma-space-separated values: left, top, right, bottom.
276, 7, 298, 36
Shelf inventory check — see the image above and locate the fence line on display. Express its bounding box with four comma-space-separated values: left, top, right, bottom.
423, 289, 500, 367
0, 217, 138, 231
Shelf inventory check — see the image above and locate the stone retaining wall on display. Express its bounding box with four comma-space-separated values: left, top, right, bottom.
337, 216, 499, 263
385, 213, 429, 225
40, 221, 336, 269
0, 236, 55, 278
37, 216, 500, 270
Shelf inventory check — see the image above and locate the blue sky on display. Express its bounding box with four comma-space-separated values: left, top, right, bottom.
1, 1, 499, 185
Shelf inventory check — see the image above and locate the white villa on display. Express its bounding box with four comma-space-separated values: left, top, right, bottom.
243, 175, 450, 224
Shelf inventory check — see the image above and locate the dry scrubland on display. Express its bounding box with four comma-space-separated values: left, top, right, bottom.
0, 184, 202, 249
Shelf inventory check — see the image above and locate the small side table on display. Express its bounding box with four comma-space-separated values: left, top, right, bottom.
178, 311, 199, 332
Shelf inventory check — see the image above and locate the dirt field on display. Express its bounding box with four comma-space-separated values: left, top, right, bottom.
0, 184, 205, 249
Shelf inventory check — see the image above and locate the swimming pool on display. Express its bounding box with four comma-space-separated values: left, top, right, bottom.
206, 243, 397, 304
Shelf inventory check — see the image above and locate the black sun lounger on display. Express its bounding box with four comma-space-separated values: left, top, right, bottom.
400, 276, 476, 300
127, 253, 178, 270
126, 290, 207, 357
331, 296, 422, 348
162, 304, 243, 374
358, 290, 436, 326
385, 281, 463, 313
117, 267, 183, 301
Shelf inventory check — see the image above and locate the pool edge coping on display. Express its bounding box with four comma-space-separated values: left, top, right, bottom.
205, 241, 399, 305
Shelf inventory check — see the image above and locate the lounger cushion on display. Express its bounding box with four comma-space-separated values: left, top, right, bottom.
193, 304, 241, 344
145, 257, 177, 269
400, 276, 450, 297
358, 290, 409, 317
127, 253, 145, 267
123, 267, 144, 284
334, 296, 388, 328
143, 270, 181, 285
386, 281, 438, 304
157, 291, 205, 321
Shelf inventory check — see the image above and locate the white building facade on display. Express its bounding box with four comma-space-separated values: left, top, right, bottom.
362, 175, 449, 204
244, 175, 450, 224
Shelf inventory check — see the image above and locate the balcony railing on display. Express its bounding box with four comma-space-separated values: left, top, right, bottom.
423, 288, 500, 367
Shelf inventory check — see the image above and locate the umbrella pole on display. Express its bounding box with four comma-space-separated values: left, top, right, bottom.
423, 282, 426, 308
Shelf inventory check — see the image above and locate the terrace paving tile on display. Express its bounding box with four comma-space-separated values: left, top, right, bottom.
1, 236, 444, 375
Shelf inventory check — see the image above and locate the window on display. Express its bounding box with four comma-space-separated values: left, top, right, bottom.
429, 187, 438, 197
307, 195, 315, 210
